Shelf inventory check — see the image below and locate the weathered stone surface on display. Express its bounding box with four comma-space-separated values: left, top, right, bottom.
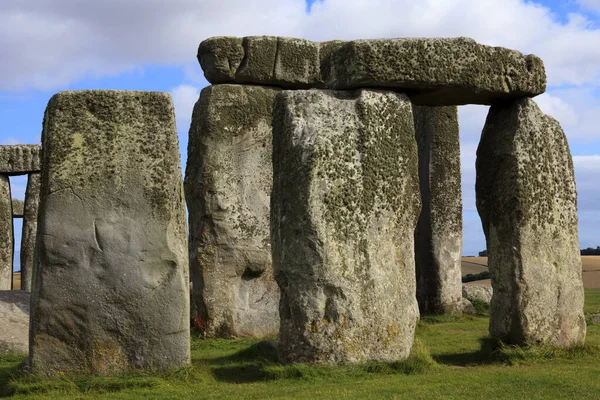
12, 198, 24, 218
0, 175, 12, 290
0, 290, 30, 354
0, 145, 41, 175
328, 38, 546, 105
185, 84, 280, 338
30, 90, 189, 375
476, 97, 585, 347
198, 36, 546, 105
272, 89, 421, 364
199, 36, 323, 89
413, 105, 463, 314
20, 173, 40, 292
462, 284, 493, 305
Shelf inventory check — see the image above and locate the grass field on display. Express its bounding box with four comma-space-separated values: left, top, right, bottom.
461, 256, 600, 288
1, 290, 599, 399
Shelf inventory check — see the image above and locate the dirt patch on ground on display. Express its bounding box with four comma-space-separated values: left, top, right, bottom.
461, 256, 600, 289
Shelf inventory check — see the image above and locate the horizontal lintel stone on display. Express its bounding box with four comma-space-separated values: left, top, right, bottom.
197, 36, 546, 106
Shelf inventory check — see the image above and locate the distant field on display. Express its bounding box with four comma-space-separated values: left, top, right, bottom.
11, 273, 20, 291
461, 256, 600, 289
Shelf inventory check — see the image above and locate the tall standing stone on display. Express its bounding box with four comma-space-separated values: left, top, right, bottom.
272, 89, 421, 364
0, 175, 12, 290
413, 105, 464, 314
30, 90, 190, 375
185, 84, 280, 338
20, 173, 40, 291
476, 97, 586, 347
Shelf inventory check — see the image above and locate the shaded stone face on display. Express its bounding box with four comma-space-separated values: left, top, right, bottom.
20, 173, 41, 291
272, 89, 421, 364
184, 84, 280, 338
413, 105, 463, 315
476, 97, 585, 347
12, 198, 24, 218
0, 145, 41, 175
30, 90, 189, 375
198, 36, 546, 105
0, 175, 12, 290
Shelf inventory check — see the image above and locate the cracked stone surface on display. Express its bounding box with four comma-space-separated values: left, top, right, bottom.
476, 97, 585, 347
272, 88, 421, 364
198, 36, 546, 105
29, 90, 190, 375
185, 84, 280, 338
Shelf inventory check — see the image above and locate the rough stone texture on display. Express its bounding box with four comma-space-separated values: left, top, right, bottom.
413, 105, 463, 315
0, 290, 30, 354
0, 175, 12, 290
12, 198, 24, 218
476, 97, 586, 347
30, 90, 189, 375
199, 36, 324, 89
185, 84, 280, 338
327, 38, 546, 105
198, 36, 546, 105
462, 284, 493, 305
0, 145, 41, 175
20, 173, 40, 292
272, 89, 421, 364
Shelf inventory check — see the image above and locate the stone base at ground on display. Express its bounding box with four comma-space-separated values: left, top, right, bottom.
272, 88, 421, 364
476, 98, 586, 347
185, 84, 280, 338
0, 291, 29, 354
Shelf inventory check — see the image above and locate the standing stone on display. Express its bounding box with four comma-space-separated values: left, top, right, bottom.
413, 105, 464, 314
476, 97, 586, 347
185, 84, 280, 338
12, 199, 24, 218
0, 175, 12, 290
272, 89, 421, 364
20, 173, 40, 292
30, 90, 189, 375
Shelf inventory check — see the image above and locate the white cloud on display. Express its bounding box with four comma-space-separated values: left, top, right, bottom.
171, 84, 200, 133
578, 0, 600, 14
2, 0, 600, 90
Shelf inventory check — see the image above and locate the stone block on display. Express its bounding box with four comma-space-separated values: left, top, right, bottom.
12, 198, 24, 218
476, 97, 585, 347
413, 105, 463, 314
272, 88, 421, 364
0, 145, 41, 175
20, 173, 40, 291
0, 175, 12, 290
29, 90, 189, 375
184, 84, 280, 338
0, 290, 30, 354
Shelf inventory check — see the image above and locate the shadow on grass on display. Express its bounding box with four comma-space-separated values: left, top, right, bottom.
0, 355, 26, 398
434, 337, 502, 367
207, 338, 437, 384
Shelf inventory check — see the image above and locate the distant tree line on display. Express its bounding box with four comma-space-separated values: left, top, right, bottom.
477, 247, 600, 256
581, 246, 600, 255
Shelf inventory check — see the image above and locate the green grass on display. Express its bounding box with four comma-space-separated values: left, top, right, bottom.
2, 289, 599, 399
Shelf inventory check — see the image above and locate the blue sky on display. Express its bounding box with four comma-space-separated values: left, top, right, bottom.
1, 0, 599, 269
